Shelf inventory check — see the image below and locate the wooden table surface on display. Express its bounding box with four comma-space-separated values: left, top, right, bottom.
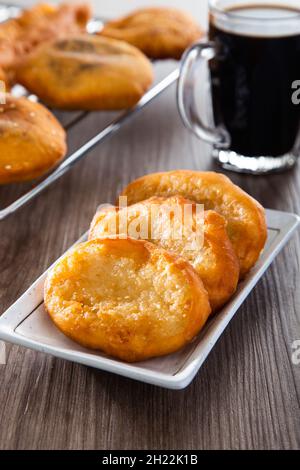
0, 57, 299, 450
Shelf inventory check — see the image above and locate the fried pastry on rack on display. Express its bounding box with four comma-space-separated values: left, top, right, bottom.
16, 34, 154, 110
0, 94, 66, 184
100, 7, 203, 59
89, 196, 240, 311
119, 171, 267, 278
44, 238, 211, 362
0, 67, 8, 89
0, 2, 91, 85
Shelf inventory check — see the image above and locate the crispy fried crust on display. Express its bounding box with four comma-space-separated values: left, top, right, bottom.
0, 2, 91, 82
119, 171, 267, 277
44, 238, 211, 362
16, 34, 154, 110
100, 7, 203, 60
0, 94, 67, 184
90, 196, 240, 311
0, 67, 8, 89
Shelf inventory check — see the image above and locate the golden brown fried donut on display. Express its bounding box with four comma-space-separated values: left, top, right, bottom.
119, 171, 267, 278
100, 7, 203, 60
44, 238, 211, 362
16, 34, 154, 110
89, 196, 239, 311
0, 94, 67, 184
0, 2, 91, 80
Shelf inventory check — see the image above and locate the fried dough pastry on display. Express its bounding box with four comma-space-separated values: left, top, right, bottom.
0, 67, 8, 89
0, 2, 91, 83
100, 7, 203, 60
44, 238, 211, 362
119, 171, 267, 278
90, 196, 239, 311
0, 95, 66, 184
16, 35, 154, 110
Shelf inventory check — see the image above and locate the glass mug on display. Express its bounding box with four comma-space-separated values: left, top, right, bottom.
177, 0, 300, 174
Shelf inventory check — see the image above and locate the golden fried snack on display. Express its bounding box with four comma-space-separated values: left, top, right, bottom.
90, 196, 239, 311
100, 7, 203, 60
0, 2, 91, 82
0, 67, 8, 89
44, 238, 211, 362
0, 94, 67, 184
16, 34, 154, 110
119, 171, 267, 278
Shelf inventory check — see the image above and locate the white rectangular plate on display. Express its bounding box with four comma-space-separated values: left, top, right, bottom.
0, 209, 299, 389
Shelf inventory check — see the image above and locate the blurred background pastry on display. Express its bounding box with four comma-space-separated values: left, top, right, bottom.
0, 94, 67, 184
16, 34, 154, 110
100, 7, 203, 59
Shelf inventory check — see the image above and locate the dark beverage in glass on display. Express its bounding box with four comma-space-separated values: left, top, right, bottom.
177, 1, 300, 174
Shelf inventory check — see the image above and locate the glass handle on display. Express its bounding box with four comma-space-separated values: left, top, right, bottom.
177, 41, 230, 148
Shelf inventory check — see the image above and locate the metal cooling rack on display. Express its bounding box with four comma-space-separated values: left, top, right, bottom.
0, 3, 179, 220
